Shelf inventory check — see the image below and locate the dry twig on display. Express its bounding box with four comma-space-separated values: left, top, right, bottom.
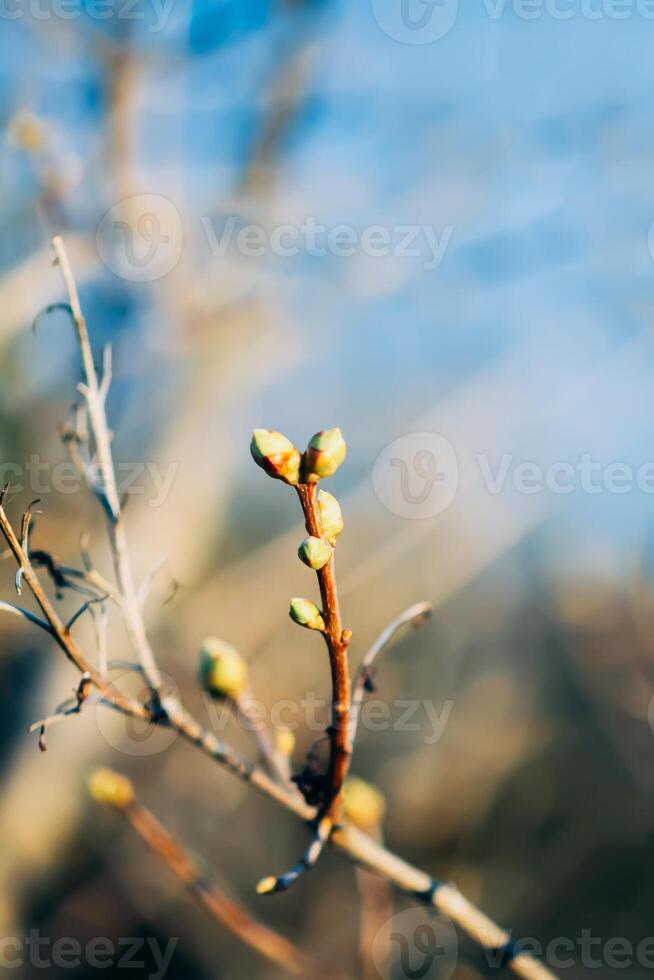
91, 773, 314, 977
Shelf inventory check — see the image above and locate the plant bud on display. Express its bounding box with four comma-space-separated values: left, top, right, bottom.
274, 726, 296, 757
256, 876, 278, 896
250, 429, 301, 485
298, 535, 332, 571
289, 597, 325, 631
198, 637, 248, 699
301, 428, 346, 483
88, 768, 134, 808
342, 777, 386, 831
317, 489, 344, 545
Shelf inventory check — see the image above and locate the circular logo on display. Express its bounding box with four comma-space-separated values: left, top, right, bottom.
96, 194, 183, 282
373, 906, 458, 980
95, 670, 180, 757
371, 0, 459, 44
372, 432, 459, 519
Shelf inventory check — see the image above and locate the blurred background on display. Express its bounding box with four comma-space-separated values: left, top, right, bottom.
2, 1, 654, 977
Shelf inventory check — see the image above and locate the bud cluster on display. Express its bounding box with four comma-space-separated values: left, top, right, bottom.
250, 426, 348, 638
250, 427, 347, 488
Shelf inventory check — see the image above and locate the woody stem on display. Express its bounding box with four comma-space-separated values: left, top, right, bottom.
296, 483, 352, 818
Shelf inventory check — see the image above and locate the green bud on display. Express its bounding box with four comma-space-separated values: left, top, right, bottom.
301, 428, 346, 483
250, 429, 301, 485
198, 637, 248, 698
298, 535, 332, 571
317, 489, 344, 545
289, 597, 325, 631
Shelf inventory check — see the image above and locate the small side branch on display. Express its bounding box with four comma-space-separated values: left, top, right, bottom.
0, 599, 54, 635
234, 690, 298, 790
97, 778, 314, 977
349, 601, 432, 747
29, 671, 93, 751
0, 498, 148, 722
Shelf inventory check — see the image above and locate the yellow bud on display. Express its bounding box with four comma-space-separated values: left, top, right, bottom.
317, 489, 344, 545
274, 726, 296, 757
198, 637, 248, 699
250, 429, 301, 485
342, 777, 386, 831
256, 876, 278, 896
289, 597, 325, 631
88, 768, 134, 808
301, 428, 346, 483
298, 535, 332, 571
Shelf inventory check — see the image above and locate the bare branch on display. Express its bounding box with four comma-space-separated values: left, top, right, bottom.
65, 593, 110, 632
99, 784, 315, 977
0, 600, 53, 634
234, 690, 298, 791
51, 235, 165, 697
29, 671, 93, 751
0, 501, 147, 721
349, 601, 432, 747
136, 556, 168, 608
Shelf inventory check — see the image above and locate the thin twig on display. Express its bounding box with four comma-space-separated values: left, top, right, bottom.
136, 556, 168, 608
349, 601, 432, 746
29, 671, 93, 751
104, 790, 315, 977
234, 690, 297, 789
0, 499, 148, 721
0, 599, 53, 634
65, 593, 110, 632
51, 235, 165, 699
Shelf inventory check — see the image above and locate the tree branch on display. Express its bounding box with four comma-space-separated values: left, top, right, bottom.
349, 601, 432, 747
104, 785, 315, 977
51, 235, 166, 700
